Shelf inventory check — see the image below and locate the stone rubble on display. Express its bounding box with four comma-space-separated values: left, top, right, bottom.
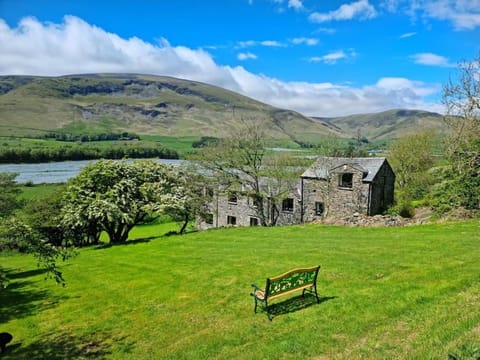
318, 212, 422, 227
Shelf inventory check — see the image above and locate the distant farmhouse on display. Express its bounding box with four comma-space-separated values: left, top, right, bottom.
197, 157, 395, 229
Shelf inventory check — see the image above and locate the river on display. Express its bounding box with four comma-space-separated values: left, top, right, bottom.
0, 159, 184, 184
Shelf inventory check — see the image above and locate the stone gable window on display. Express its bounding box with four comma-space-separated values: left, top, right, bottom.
282, 198, 294, 212
250, 217, 259, 226
228, 193, 238, 204
315, 202, 324, 216
227, 215, 236, 225
339, 173, 353, 188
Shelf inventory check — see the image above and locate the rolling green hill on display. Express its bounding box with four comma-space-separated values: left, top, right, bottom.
0, 74, 449, 144
315, 109, 447, 140
0, 74, 340, 144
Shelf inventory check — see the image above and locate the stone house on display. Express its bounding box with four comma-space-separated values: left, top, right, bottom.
300, 157, 395, 222
196, 156, 395, 229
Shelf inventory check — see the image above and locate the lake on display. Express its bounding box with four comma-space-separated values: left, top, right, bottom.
0, 159, 184, 184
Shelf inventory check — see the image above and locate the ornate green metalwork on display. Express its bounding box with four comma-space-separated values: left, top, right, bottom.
250, 265, 321, 320
268, 271, 316, 296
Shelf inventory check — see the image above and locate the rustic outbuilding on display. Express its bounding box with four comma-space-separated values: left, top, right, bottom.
300, 157, 395, 222
196, 156, 395, 229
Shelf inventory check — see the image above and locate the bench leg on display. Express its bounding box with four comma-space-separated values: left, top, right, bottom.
313, 284, 320, 303
253, 297, 258, 313
265, 300, 272, 321
302, 286, 320, 303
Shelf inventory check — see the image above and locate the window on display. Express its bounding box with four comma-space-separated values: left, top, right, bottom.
339, 173, 353, 188
315, 202, 324, 216
249, 195, 261, 208
227, 215, 236, 225
250, 217, 259, 226
204, 213, 214, 225
228, 193, 238, 204
282, 198, 294, 212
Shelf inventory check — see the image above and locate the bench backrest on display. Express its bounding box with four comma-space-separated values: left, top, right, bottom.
265, 265, 320, 301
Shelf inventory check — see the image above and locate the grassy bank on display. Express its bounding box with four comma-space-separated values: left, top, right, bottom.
1, 222, 479, 359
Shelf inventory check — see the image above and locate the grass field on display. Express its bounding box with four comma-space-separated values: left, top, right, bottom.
19, 183, 64, 201
1, 221, 479, 359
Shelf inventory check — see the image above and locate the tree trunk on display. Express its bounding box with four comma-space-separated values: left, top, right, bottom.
179, 213, 189, 234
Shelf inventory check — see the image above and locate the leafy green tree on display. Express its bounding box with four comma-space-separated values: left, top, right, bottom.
191, 124, 308, 226
0, 173, 71, 287
191, 124, 269, 224
441, 53, 480, 211
163, 166, 211, 234
0, 172, 24, 217
0, 218, 71, 287
22, 187, 66, 247
387, 132, 435, 202
61, 159, 179, 243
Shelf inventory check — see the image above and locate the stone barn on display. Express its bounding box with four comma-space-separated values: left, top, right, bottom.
301, 157, 395, 222
196, 156, 395, 229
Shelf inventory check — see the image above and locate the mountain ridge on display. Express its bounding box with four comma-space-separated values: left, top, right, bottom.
313, 108, 446, 140
0, 74, 445, 142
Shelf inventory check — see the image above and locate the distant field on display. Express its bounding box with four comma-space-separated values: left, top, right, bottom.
140, 135, 200, 155
0, 136, 181, 150
1, 221, 479, 359
19, 183, 63, 200
0, 136, 184, 162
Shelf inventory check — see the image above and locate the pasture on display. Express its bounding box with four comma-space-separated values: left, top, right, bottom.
1, 221, 479, 359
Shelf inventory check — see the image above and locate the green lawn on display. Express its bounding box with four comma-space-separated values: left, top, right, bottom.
1, 222, 479, 359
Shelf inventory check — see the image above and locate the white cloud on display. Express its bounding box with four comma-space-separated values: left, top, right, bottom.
399, 32, 417, 38
288, 0, 303, 10
410, 53, 455, 67
308, 50, 356, 64
313, 27, 337, 34
291, 37, 319, 45
383, 0, 480, 30
422, 0, 480, 30
237, 39, 286, 48
309, 0, 377, 23
0, 16, 442, 117
237, 52, 258, 61
380, 0, 401, 12
260, 40, 285, 47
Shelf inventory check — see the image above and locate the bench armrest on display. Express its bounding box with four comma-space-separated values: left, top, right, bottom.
251, 283, 263, 292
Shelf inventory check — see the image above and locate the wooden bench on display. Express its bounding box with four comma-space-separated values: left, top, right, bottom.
250, 265, 321, 320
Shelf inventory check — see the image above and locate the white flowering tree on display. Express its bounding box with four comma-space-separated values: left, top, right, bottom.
61, 159, 180, 244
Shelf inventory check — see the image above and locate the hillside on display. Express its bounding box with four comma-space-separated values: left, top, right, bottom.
314, 109, 447, 140
0, 74, 339, 143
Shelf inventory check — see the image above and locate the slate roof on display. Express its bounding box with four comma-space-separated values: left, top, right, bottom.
301, 157, 388, 183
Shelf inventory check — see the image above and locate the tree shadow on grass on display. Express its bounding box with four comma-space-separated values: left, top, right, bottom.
266, 294, 337, 320
3, 331, 134, 359
0, 268, 68, 323
94, 236, 157, 250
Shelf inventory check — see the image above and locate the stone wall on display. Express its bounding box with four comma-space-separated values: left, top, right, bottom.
215, 194, 260, 227
368, 162, 395, 215
196, 190, 302, 229
196, 159, 395, 229
302, 165, 371, 222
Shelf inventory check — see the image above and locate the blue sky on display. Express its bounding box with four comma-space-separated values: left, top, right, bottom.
0, 0, 479, 117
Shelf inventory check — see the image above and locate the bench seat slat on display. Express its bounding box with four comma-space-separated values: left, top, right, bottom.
267, 284, 313, 301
